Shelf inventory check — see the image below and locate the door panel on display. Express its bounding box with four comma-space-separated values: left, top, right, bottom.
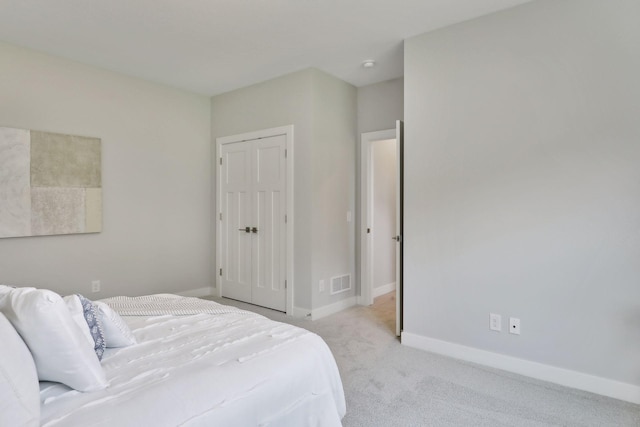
255, 144, 282, 183
252, 136, 286, 311
225, 191, 251, 285
221, 142, 252, 302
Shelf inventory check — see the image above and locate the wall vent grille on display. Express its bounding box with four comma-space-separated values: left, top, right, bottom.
330, 274, 351, 295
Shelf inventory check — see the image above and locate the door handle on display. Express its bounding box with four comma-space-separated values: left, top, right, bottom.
238, 227, 250, 233
251, 227, 258, 234
392, 235, 402, 242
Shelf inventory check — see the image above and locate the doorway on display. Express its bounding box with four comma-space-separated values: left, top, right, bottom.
216, 126, 294, 314
360, 121, 404, 336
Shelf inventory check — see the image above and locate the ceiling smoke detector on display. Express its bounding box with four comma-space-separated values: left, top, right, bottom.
362, 60, 376, 68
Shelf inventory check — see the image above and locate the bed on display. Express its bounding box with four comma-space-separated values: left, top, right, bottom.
0, 289, 346, 427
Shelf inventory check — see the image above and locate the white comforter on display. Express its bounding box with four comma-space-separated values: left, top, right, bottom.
39, 301, 346, 426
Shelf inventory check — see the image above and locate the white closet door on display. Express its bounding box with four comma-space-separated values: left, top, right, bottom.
219, 135, 287, 311
220, 141, 252, 303
251, 135, 287, 311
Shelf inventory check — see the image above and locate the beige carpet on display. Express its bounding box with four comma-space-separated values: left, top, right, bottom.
205, 293, 640, 426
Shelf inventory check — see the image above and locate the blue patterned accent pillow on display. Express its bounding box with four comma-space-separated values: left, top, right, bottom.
76, 294, 106, 361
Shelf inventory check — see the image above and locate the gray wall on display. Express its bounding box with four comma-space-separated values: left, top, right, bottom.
404, 0, 640, 385
0, 41, 212, 297
357, 78, 404, 136
211, 69, 357, 312
311, 71, 358, 309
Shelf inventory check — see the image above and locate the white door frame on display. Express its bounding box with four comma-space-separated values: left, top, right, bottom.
216, 125, 294, 315
359, 128, 396, 306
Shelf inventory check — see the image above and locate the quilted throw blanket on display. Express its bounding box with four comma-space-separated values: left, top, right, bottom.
99, 294, 248, 316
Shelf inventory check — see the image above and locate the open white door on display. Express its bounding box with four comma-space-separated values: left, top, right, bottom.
359, 129, 396, 307
360, 125, 403, 336
395, 120, 404, 337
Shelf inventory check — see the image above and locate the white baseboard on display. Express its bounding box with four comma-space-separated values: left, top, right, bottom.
175, 287, 213, 298
373, 282, 396, 298
311, 296, 357, 321
293, 306, 311, 318
401, 332, 640, 405
356, 295, 369, 306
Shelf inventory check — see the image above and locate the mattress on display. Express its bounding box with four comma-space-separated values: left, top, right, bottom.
39, 302, 346, 426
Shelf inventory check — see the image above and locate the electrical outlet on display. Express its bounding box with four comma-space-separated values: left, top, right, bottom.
319, 280, 325, 292
489, 313, 502, 332
509, 317, 521, 335
91, 280, 101, 293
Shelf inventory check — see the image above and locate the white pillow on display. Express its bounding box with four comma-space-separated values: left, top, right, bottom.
0, 312, 40, 427
0, 284, 12, 297
0, 286, 108, 392
64, 295, 96, 349
64, 295, 106, 360
94, 301, 137, 348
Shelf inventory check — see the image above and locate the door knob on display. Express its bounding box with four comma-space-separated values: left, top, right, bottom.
238, 227, 250, 233
251, 227, 258, 233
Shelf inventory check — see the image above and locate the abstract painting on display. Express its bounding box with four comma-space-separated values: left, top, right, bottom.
0, 127, 102, 238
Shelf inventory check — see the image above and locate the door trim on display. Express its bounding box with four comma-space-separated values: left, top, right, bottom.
216, 125, 294, 315
358, 128, 396, 307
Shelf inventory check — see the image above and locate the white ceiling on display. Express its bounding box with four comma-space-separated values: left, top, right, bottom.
0, 0, 531, 96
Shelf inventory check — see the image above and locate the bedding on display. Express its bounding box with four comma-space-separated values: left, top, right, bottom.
63, 295, 97, 352
93, 301, 137, 348
0, 286, 108, 392
0, 312, 40, 427
39, 296, 346, 426
77, 294, 106, 360
99, 293, 246, 316
64, 295, 106, 360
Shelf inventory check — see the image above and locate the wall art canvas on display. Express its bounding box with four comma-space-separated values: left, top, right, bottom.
0, 127, 102, 238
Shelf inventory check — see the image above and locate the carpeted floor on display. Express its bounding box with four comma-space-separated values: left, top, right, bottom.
205, 293, 640, 426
